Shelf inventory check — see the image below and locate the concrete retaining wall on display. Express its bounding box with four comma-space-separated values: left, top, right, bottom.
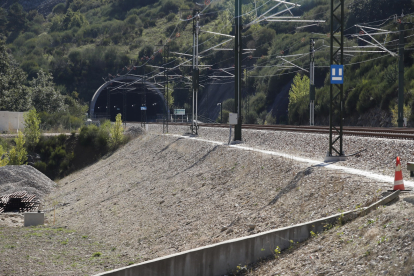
0, 111, 25, 132
95, 191, 400, 276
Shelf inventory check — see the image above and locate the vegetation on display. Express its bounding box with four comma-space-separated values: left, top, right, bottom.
0, 145, 8, 166
0, 0, 413, 126
23, 109, 41, 149
288, 74, 310, 125
109, 113, 124, 148
8, 131, 28, 165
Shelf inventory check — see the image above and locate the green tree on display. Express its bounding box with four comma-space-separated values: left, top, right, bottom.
29, 69, 66, 113
109, 113, 124, 148
7, 3, 27, 32
0, 8, 8, 33
0, 42, 32, 111
288, 73, 309, 124
8, 131, 27, 165
390, 102, 411, 127
23, 109, 41, 149
0, 145, 8, 166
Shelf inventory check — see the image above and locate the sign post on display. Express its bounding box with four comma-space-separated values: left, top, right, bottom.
330, 65, 344, 84
174, 109, 185, 122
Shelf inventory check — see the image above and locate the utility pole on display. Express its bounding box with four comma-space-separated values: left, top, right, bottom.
141, 66, 146, 128
309, 38, 315, 126
123, 91, 127, 125
106, 89, 110, 120
326, 0, 345, 161
234, 0, 242, 141
166, 44, 169, 133
398, 17, 405, 127
191, 10, 200, 135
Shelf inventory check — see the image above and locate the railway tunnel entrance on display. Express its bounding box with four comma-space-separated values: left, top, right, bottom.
89, 76, 167, 122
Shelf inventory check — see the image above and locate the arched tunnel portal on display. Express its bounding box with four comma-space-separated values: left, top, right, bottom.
90, 76, 167, 121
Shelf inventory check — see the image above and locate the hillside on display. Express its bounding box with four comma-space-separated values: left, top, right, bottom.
1, 0, 414, 126
1, 126, 414, 275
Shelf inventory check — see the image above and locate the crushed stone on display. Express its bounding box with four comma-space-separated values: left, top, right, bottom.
0, 165, 56, 201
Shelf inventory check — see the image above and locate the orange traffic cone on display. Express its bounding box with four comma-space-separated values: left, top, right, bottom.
394, 156, 405, 191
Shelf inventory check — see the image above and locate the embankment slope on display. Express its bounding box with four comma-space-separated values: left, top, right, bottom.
49, 132, 382, 267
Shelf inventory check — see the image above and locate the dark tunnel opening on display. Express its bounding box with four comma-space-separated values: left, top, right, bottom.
94, 89, 165, 122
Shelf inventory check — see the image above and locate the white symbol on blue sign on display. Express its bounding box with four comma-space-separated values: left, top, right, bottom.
141, 106, 147, 111
330, 65, 344, 84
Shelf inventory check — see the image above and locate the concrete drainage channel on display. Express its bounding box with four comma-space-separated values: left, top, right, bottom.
94, 191, 401, 276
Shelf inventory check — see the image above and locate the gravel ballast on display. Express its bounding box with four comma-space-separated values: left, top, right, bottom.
0, 165, 56, 200
146, 124, 414, 182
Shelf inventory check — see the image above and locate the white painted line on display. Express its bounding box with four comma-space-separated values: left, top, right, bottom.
168, 134, 414, 188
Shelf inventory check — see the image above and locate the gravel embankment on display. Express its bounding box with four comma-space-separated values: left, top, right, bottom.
2, 126, 413, 275
42, 131, 387, 275
243, 195, 414, 276
147, 124, 414, 182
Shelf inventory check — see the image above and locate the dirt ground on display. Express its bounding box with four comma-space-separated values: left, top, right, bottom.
1, 130, 412, 275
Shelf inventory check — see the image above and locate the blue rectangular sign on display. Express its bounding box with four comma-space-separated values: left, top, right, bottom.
141, 106, 147, 111
330, 65, 344, 84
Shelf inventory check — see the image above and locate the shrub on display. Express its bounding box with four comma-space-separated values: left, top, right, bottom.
92, 252, 101, 257
8, 131, 27, 165
23, 109, 41, 150
109, 114, 124, 148
79, 125, 99, 147
250, 92, 267, 114
50, 146, 66, 162
52, 3, 66, 14
222, 98, 235, 112
125, 15, 140, 25
0, 145, 8, 166
244, 111, 258, 124
34, 161, 47, 173
166, 13, 176, 22
160, 0, 180, 14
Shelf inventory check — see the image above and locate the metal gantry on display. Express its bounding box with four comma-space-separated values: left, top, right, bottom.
327, 0, 345, 161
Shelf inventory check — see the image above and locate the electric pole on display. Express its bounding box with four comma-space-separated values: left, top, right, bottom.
398, 17, 405, 127
326, 0, 345, 161
106, 89, 110, 120
123, 91, 127, 125
191, 10, 200, 135
234, 0, 242, 141
141, 66, 146, 128
309, 38, 315, 126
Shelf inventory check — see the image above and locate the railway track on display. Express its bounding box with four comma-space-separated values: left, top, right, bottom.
139, 122, 414, 140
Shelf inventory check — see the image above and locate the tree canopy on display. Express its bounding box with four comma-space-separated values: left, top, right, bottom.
0, 41, 31, 111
